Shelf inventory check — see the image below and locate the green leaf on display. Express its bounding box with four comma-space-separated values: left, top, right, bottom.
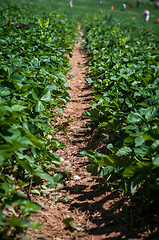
31, 189, 40, 195
0, 106, 11, 114
11, 105, 26, 112
116, 147, 132, 157
134, 145, 149, 158
35, 172, 55, 185
0, 142, 24, 157
54, 173, 63, 182
6, 66, 15, 77
125, 97, 133, 108
31, 89, 39, 101
16, 159, 32, 173
26, 201, 42, 211
38, 18, 43, 28
21, 201, 42, 216
151, 140, 159, 150
130, 182, 138, 195
80, 150, 97, 162
41, 91, 51, 102
152, 156, 159, 166
35, 100, 46, 112
31, 221, 43, 230
86, 164, 98, 174
63, 216, 84, 231
128, 112, 144, 123
85, 78, 93, 84
100, 166, 115, 177
0, 155, 4, 166
7, 217, 30, 228
145, 106, 159, 121
1, 87, 10, 96
27, 134, 44, 147
1, 182, 10, 191
135, 137, 145, 147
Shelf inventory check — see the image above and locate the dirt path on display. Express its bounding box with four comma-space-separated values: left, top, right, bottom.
28, 29, 150, 240
28, 29, 101, 240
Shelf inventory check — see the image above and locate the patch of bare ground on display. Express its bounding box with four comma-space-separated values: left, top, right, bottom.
27, 28, 158, 240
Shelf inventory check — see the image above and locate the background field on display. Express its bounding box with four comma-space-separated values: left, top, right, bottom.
23, 0, 159, 30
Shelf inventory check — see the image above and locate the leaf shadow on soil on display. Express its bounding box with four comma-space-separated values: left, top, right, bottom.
64, 123, 159, 240
66, 178, 158, 239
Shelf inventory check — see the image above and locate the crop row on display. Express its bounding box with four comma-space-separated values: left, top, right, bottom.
81, 14, 159, 206
0, 1, 78, 239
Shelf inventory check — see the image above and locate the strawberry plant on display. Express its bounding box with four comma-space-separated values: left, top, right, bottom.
0, 0, 78, 238
81, 14, 159, 207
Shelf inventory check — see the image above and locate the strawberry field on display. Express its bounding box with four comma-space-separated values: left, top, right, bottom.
81, 14, 159, 204
0, 1, 78, 239
0, 0, 159, 239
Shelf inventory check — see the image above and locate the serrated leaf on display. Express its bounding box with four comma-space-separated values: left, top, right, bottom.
135, 136, 145, 147
1, 87, 10, 96
41, 91, 51, 102
145, 106, 159, 121
128, 112, 144, 123
35, 100, 46, 112
31, 89, 39, 101
116, 147, 132, 157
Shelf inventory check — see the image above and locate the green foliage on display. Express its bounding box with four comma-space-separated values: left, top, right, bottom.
0, 0, 78, 238
0, 0, 158, 238
81, 14, 159, 206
